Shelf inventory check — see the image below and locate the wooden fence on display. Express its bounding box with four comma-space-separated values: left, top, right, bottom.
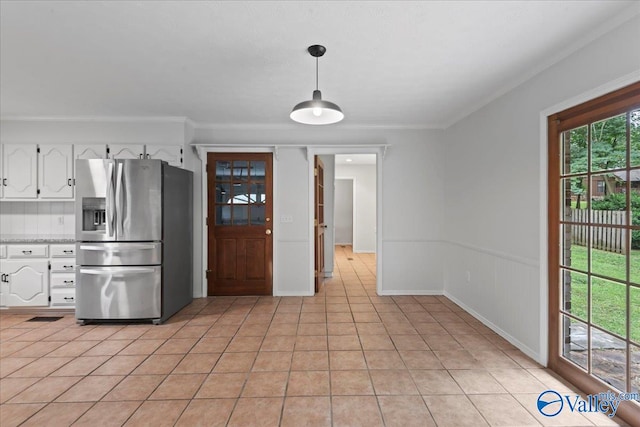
570, 209, 628, 254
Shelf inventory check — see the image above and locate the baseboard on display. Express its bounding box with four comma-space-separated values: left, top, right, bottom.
378, 289, 444, 296
444, 291, 544, 365
273, 290, 315, 297
0, 307, 75, 316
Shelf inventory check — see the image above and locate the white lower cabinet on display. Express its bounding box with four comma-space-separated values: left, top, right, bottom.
50, 244, 76, 308
0, 243, 76, 308
51, 288, 75, 307
0, 245, 5, 306
0, 260, 49, 306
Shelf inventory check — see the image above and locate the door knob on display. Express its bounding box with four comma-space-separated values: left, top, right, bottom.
265, 229, 272, 235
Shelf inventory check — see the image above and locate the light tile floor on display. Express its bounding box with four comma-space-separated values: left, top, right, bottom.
0, 246, 630, 426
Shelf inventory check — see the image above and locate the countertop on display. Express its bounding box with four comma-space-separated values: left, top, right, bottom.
0, 235, 76, 243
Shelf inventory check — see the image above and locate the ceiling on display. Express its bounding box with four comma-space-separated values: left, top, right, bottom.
335, 154, 376, 166
1, 1, 637, 129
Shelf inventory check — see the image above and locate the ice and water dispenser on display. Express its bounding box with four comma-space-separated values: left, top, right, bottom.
82, 198, 107, 231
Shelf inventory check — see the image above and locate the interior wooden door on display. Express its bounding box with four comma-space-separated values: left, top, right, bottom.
315, 156, 325, 293
207, 153, 273, 296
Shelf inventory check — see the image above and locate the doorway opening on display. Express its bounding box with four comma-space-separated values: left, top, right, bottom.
314, 152, 378, 294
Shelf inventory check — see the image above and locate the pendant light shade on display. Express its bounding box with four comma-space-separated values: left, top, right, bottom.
290, 45, 344, 125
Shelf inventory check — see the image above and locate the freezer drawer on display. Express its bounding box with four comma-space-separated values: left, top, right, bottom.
76, 266, 161, 320
77, 242, 161, 266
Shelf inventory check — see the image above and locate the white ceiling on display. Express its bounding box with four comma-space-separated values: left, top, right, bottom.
1, 1, 637, 129
335, 154, 377, 166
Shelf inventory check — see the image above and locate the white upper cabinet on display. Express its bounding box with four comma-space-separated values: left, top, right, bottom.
109, 144, 144, 160
145, 145, 183, 167
2, 144, 38, 198
38, 144, 74, 199
75, 144, 107, 160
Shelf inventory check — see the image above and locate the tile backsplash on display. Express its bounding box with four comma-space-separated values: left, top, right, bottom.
0, 201, 75, 236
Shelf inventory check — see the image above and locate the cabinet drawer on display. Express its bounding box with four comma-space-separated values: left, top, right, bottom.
50, 288, 75, 307
50, 244, 75, 257
7, 245, 48, 258
50, 259, 76, 272
51, 273, 75, 288
0, 245, 6, 259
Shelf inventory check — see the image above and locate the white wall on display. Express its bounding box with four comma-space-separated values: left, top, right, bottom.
334, 179, 353, 245
335, 163, 376, 253
0, 201, 75, 237
193, 127, 446, 296
443, 15, 640, 364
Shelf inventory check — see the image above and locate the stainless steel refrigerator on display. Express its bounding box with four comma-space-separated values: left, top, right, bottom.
75, 159, 193, 324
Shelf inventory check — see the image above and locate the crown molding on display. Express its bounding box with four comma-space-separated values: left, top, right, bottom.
0, 116, 444, 130
192, 122, 444, 131
0, 115, 191, 124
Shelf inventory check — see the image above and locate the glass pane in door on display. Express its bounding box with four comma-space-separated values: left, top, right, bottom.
562, 314, 588, 370
591, 113, 627, 172
591, 328, 626, 392
562, 126, 588, 175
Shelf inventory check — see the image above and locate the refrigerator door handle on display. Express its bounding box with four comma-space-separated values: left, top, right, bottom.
80, 267, 156, 275
80, 244, 159, 251
116, 162, 124, 237
106, 161, 116, 238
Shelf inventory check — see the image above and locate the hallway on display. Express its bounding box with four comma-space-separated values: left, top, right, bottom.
0, 246, 625, 426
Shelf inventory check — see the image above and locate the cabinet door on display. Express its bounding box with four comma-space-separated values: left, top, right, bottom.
2, 144, 38, 198
145, 145, 183, 167
0, 144, 3, 198
75, 144, 107, 160
1, 260, 49, 306
108, 144, 144, 160
38, 145, 74, 199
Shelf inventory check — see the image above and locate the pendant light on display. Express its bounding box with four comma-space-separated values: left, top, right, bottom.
290, 45, 344, 125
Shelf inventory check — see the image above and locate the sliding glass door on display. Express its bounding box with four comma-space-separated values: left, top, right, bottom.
548, 82, 640, 421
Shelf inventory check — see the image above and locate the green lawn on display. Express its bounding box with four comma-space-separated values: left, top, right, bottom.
564, 246, 640, 342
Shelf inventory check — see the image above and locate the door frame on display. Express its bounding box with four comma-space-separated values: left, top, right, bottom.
197, 146, 277, 298
307, 146, 384, 295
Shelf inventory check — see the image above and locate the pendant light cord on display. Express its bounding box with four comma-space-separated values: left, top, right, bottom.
316, 56, 319, 91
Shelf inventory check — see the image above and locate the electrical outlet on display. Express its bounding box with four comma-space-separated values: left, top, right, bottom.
58, 216, 64, 225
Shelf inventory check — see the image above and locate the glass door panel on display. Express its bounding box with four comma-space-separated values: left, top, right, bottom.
552, 90, 640, 412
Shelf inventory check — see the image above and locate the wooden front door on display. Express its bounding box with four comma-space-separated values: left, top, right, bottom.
315, 156, 325, 293
207, 153, 273, 296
